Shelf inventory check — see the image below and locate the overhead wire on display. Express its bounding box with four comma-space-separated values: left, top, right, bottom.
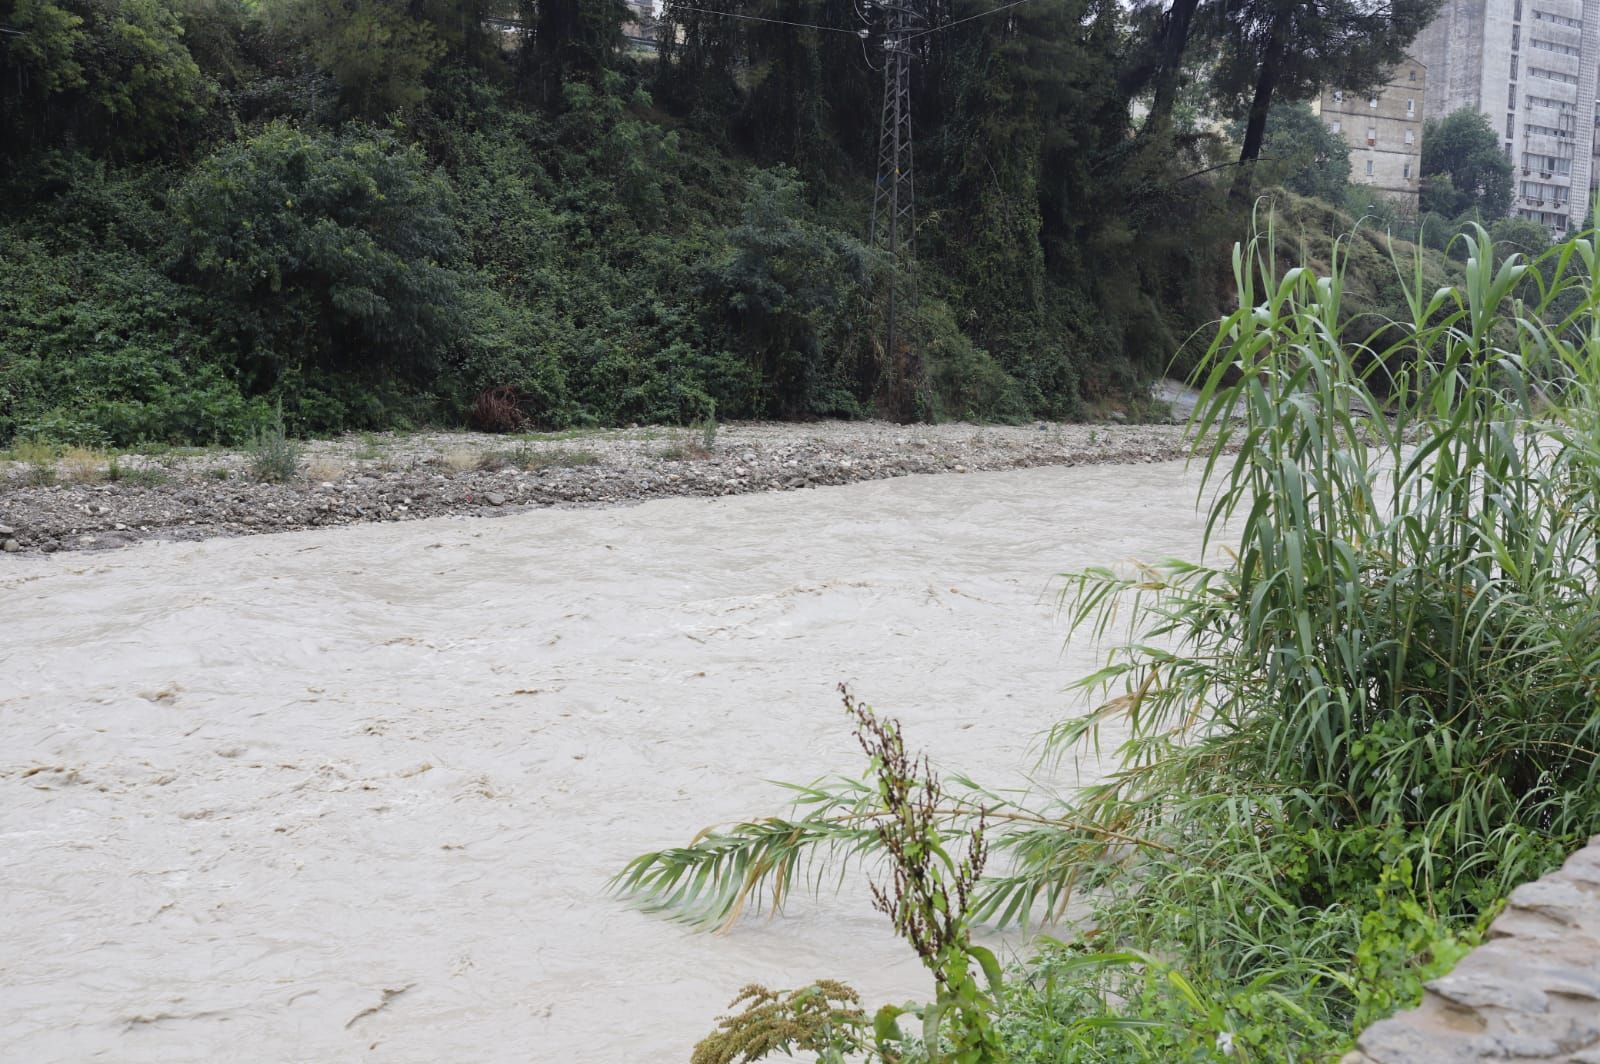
859, 34, 885, 70
904, 0, 1040, 39
657, 0, 1041, 64
665, 3, 863, 34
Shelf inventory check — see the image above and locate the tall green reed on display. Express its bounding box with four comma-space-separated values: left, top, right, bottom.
1056, 213, 1600, 909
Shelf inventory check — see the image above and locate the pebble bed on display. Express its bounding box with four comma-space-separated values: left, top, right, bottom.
0, 420, 1197, 555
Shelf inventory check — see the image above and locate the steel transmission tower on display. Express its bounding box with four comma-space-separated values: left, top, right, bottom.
869, 1, 923, 420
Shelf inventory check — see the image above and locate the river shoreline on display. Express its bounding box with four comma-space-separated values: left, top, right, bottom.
0, 420, 1196, 555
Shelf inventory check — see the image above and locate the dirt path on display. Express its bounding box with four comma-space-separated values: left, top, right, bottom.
0, 459, 1211, 1063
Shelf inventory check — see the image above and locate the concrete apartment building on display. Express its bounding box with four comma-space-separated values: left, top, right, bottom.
1317, 58, 1428, 209
1414, 0, 1600, 234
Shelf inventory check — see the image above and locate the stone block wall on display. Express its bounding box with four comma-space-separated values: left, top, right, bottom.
1344, 834, 1600, 1063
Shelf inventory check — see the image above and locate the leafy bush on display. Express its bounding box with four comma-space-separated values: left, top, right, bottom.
246, 410, 300, 482
0, 229, 267, 446
174, 123, 468, 404
698, 167, 876, 418
921, 301, 1029, 422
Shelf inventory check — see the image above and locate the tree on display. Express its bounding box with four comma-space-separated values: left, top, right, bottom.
175, 123, 466, 394
1251, 101, 1349, 202
265, 0, 445, 119
514, 0, 629, 103
0, 0, 209, 158
1206, 0, 1440, 199
700, 167, 872, 418
1490, 216, 1551, 257
1420, 108, 1514, 221
1120, 0, 1203, 138
653, 0, 871, 168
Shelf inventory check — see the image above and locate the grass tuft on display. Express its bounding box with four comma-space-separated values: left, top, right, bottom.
107, 458, 169, 486
247, 415, 301, 483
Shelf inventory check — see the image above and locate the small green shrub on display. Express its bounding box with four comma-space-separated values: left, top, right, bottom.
25, 462, 59, 488
247, 416, 301, 483
921, 301, 1029, 422
692, 982, 870, 1064
695, 415, 717, 453
7, 439, 56, 465
482, 445, 602, 471
106, 459, 170, 486
523, 447, 601, 471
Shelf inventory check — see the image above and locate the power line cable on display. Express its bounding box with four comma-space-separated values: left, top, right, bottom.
666, 3, 863, 34
859, 32, 885, 70
904, 0, 1038, 39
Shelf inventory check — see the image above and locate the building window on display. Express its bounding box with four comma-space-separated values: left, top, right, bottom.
1365, 159, 1375, 176
1532, 38, 1582, 56
1511, 55, 1519, 79
1407, 98, 1416, 114
1513, 25, 1521, 49
1520, 179, 1569, 207
1530, 66, 1580, 85
1533, 9, 1583, 28
1515, 0, 1522, 18
1405, 128, 1415, 144
1369, 96, 1379, 108
1404, 162, 1412, 178
1330, 120, 1342, 134
1367, 126, 1377, 144
1409, 68, 1417, 81
1522, 151, 1572, 174
1510, 85, 1518, 108
1507, 114, 1516, 139
1333, 90, 1344, 103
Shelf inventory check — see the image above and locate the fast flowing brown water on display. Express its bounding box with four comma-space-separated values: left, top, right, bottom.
1, 460, 1209, 1063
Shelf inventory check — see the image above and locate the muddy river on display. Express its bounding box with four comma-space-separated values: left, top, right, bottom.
1, 460, 1210, 1062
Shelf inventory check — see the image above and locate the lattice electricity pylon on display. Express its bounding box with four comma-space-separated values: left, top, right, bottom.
868, 0, 924, 420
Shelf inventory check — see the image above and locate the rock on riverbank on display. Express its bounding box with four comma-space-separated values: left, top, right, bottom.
0, 421, 1194, 555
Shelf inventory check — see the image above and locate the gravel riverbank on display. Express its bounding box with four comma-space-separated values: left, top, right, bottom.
0, 420, 1195, 555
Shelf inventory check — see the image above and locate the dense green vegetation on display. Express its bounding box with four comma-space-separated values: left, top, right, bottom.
1420, 108, 1514, 221
1236, 100, 1520, 267
618, 220, 1600, 1059
2, 0, 1440, 446
16, 1, 1596, 1060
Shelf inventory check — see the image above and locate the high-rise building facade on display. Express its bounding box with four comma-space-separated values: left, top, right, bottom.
1415, 0, 1600, 234
1316, 59, 1428, 210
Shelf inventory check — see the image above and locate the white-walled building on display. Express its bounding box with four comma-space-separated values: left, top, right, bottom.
1414, 0, 1600, 234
